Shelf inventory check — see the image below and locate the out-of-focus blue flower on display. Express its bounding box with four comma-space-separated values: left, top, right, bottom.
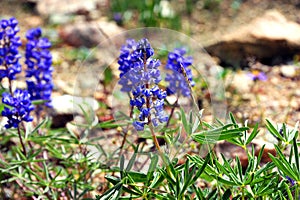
113, 12, 123, 26
286, 176, 295, 186
0, 17, 22, 81
25, 27, 53, 107
118, 38, 168, 131
165, 47, 194, 97
2, 89, 34, 129
247, 70, 267, 82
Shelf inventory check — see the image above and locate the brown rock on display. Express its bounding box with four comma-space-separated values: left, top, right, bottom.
36, 0, 103, 16
59, 20, 125, 47
205, 10, 300, 66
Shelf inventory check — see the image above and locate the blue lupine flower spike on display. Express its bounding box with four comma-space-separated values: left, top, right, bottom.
2, 89, 34, 129
25, 27, 53, 107
118, 38, 168, 131
165, 47, 194, 97
0, 17, 22, 89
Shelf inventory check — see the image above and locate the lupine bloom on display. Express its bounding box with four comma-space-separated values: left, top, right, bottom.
165, 47, 194, 97
247, 70, 267, 82
25, 27, 53, 107
2, 89, 34, 129
113, 13, 123, 26
286, 176, 295, 186
0, 17, 22, 81
118, 38, 168, 131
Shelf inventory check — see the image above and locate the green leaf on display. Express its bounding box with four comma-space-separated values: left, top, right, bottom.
265, 119, 284, 141
147, 154, 159, 181
284, 182, 294, 200
222, 189, 232, 200
269, 153, 297, 181
125, 153, 137, 172
120, 155, 125, 178
207, 188, 218, 199
192, 126, 247, 144
127, 171, 147, 182
229, 112, 239, 128
149, 172, 164, 188
193, 185, 205, 200
246, 123, 259, 145
181, 107, 192, 135
293, 136, 300, 172
105, 175, 120, 185
98, 182, 122, 200
104, 67, 113, 86
28, 118, 48, 135
236, 156, 243, 182
256, 144, 265, 168
288, 121, 299, 142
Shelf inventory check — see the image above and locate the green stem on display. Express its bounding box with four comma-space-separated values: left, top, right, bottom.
165, 98, 178, 128
179, 63, 202, 128
119, 97, 133, 156
17, 126, 27, 157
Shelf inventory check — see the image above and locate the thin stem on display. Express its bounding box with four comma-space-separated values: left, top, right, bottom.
149, 123, 161, 152
8, 78, 13, 95
119, 100, 133, 155
17, 126, 27, 157
179, 63, 202, 127
165, 98, 178, 128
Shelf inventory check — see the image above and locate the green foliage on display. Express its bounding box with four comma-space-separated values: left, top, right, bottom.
1, 104, 300, 199
110, 0, 181, 30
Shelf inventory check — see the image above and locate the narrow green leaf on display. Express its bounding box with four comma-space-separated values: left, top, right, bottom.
269, 154, 297, 181
120, 155, 125, 178
98, 182, 122, 199
246, 123, 259, 145
256, 144, 265, 168
229, 113, 238, 128
266, 119, 284, 141
127, 171, 147, 182
126, 153, 137, 172
207, 188, 218, 199
149, 172, 164, 188
293, 136, 300, 172
222, 189, 232, 200
181, 107, 192, 135
147, 154, 159, 181
284, 182, 294, 200
236, 156, 243, 182
193, 185, 204, 200
42, 161, 50, 181
105, 175, 120, 185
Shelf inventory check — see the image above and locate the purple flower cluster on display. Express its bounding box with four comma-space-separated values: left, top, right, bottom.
247, 70, 267, 82
286, 176, 295, 186
165, 47, 194, 97
25, 27, 53, 107
2, 89, 34, 128
0, 17, 53, 129
0, 17, 22, 81
118, 38, 158, 92
130, 85, 168, 131
118, 38, 168, 131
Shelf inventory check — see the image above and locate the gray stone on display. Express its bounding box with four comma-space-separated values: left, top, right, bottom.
52, 95, 99, 115
205, 10, 300, 66
59, 20, 125, 47
280, 65, 300, 78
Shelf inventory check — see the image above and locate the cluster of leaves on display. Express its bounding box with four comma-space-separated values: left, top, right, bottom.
0, 99, 299, 199
0, 114, 104, 199
110, 0, 181, 30
95, 112, 300, 200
